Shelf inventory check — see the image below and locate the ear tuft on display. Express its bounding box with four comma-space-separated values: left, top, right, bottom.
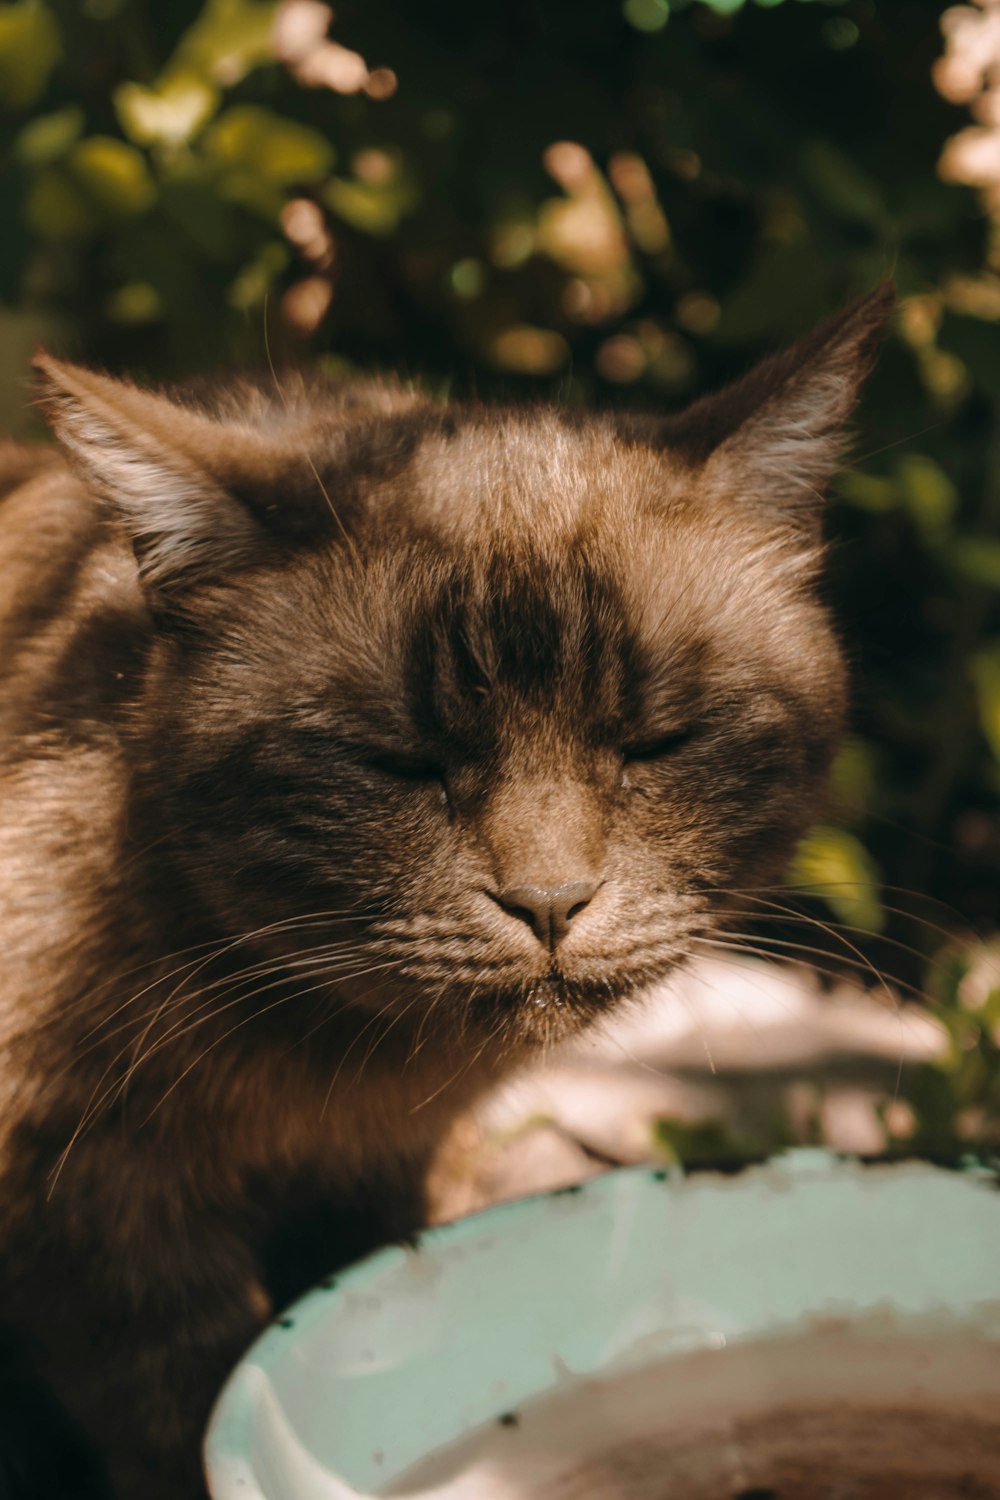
669, 281, 895, 529
34, 352, 268, 596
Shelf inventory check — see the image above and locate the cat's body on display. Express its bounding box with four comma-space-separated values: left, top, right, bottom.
0, 286, 890, 1498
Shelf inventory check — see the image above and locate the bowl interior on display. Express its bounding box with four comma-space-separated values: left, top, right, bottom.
204, 1153, 1000, 1500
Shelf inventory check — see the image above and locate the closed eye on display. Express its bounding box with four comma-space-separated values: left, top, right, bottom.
363, 751, 445, 782
622, 726, 697, 762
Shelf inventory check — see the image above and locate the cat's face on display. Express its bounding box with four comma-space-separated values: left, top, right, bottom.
36, 284, 890, 1046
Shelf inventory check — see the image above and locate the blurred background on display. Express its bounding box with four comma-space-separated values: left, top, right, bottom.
1, 0, 998, 1173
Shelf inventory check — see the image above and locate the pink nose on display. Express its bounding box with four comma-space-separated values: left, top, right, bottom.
491, 881, 599, 950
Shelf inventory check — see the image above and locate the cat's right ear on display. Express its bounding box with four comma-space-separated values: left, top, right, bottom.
33, 353, 322, 602
656, 282, 895, 541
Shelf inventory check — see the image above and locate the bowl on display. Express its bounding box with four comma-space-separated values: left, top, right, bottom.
204, 1151, 1000, 1500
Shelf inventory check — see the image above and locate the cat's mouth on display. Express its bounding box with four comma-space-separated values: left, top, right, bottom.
526, 971, 609, 1010
480, 963, 653, 1022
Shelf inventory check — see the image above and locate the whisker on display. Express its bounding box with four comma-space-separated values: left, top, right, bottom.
698, 930, 936, 1009
681, 957, 795, 1061
719, 880, 986, 954
703, 891, 920, 1104
142, 958, 411, 1125
319, 979, 425, 1119
48, 948, 403, 1193
66, 910, 370, 1047
131, 953, 403, 1086
409, 1006, 509, 1115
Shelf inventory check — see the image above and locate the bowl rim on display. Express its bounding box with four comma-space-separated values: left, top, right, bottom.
203, 1148, 1000, 1500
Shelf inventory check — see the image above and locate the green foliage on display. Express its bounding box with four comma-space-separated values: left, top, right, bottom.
653, 1112, 794, 1168
0, 3, 61, 113
0, 0, 998, 1148
789, 824, 886, 934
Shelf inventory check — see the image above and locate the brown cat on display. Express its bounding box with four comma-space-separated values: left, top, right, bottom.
0, 284, 891, 1499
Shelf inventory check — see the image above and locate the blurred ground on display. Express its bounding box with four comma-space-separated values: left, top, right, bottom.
427, 957, 949, 1222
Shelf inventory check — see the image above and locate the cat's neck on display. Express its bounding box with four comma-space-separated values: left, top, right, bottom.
22, 871, 509, 1198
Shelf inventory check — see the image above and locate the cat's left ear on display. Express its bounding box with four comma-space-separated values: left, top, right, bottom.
664, 281, 894, 532
33, 353, 324, 600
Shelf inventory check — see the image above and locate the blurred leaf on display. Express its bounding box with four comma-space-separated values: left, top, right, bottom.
828, 737, 880, 821
324, 176, 416, 236
69, 137, 157, 218
170, 0, 279, 87
0, 1, 60, 112
951, 538, 1000, 590
895, 453, 958, 539
24, 137, 155, 241
970, 646, 1000, 761
652, 1116, 746, 1168
23, 166, 99, 239
205, 105, 334, 184
106, 281, 163, 324
788, 825, 885, 933
0, 305, 67, 435
939, 311, 1000, 400
906, 1064, 962, 1152
115, 73, 218, 148
712, 243, 831, 344
799, 140, 887, 229
228, 240, 288, 310
81, 0, 129, 16
622, 0, 670, 33
14, 106, 83, 166
836, 469, 898, 512
159, 172, 242, 259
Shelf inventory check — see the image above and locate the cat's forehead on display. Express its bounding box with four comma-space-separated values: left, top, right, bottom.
311, 410, 790, 673
296, 403, 828, 726
378, 408, 689, 537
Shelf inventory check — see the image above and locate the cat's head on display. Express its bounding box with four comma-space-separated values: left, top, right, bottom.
35, 284, 891, 1048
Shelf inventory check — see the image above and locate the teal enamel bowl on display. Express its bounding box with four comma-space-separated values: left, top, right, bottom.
204, 1152, 1000, 1500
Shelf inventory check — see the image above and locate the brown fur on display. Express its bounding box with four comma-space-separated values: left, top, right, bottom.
0, 286, 892, 1498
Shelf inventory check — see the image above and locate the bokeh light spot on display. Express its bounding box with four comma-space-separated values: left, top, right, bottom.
450, 258, 485, 298
353, 148, 396, 185
596, 334, 646, 382
563, 278, 613, 323
669, 148, 702, 181
623, 0, 669, 34
490, 325, 569, 375
543, 141, 593, 191
106, 282, 162, 324
365, 68, 398, 100
675, 290, 720, 333
282, 275, 333, 334
489, 222, 535, 268
280, 197, 335, 267
822, 17, 860, 51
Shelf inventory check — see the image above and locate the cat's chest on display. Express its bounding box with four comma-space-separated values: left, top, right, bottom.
218, 1070, 450, 1308
220, 1036, 487, 1223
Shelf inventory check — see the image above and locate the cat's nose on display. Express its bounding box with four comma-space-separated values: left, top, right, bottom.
492, 880, 599, 951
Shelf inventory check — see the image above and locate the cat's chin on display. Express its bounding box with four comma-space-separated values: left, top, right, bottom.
463, 966, 658, 1046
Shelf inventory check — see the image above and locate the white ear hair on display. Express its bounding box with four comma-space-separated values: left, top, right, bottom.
34, 353, 264, 593
710, 364, 854, 511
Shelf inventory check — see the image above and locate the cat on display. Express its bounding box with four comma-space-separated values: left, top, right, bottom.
0, 282, 892, 1499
